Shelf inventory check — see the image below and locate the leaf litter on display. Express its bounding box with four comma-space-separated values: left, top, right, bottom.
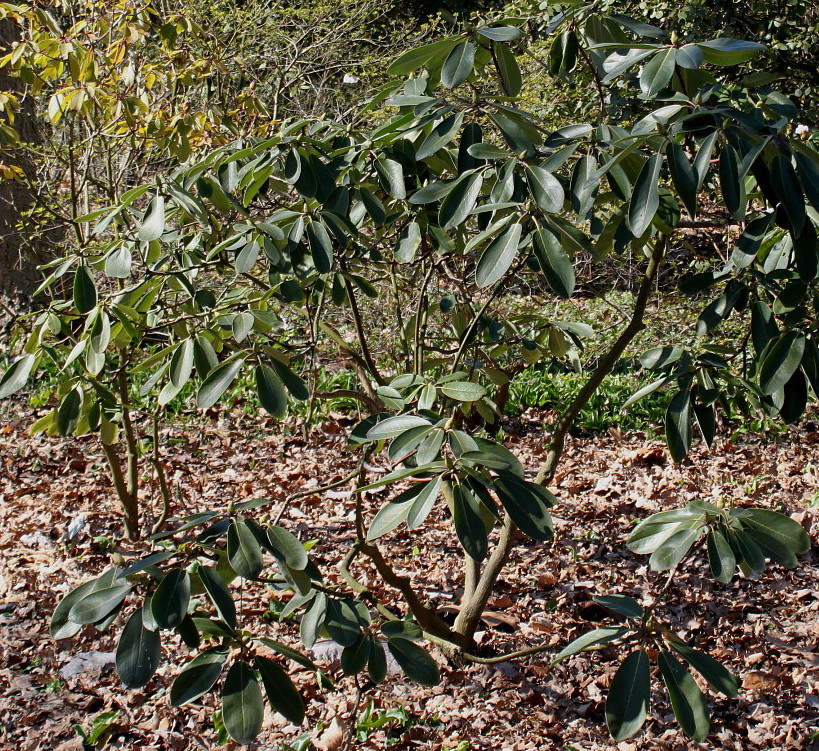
0, 407, 817, 750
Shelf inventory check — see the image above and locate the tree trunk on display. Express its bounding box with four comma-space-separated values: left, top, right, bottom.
0, 18, 53, 332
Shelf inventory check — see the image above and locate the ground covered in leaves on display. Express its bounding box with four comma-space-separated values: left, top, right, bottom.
1, 407, 818, 751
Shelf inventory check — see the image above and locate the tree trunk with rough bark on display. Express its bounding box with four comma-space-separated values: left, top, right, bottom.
0, 18, 53, 332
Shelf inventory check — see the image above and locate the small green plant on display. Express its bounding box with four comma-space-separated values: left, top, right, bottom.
72, 711, 120, 750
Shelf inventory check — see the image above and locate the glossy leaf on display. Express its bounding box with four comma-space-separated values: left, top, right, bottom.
256, 655, 305, 724
138, 194, 165, 241
255, 364, 287, 419
552, 627, 629, 664
171, 651, 226, 706
439, 171, 483, 230
197, 358, 245, 409
68, 582, 130, 624
494, 42, 522, 96
640, 48, 676, 95
441, 41, 475, 88
706, 529, 736, 583
627, 154, 662, 237
742, 509, 810, 554
0, 355, 36, 400
228, 519, 264, 580
658, 650, 710, 741
151, 569, 191, 630
475, 222, 522, 287
649, 525, 703, 571
606, 650, 650, 741
452, 483, 488, 561
532, 227, 574, 298
306, 220, 334, 274
759, 331, 805, 395
594, 594, 644, 620
387, 637, 440, 686
665, 389, 692, 462
668, 638, 739, 697
198, 565, 237, 629
367, 414, 431, 440
666, 142, 697, 218
222, 660, 264, 745
525, 164, 564, 213
73, 265, 98, 314
115, 608, 160, 688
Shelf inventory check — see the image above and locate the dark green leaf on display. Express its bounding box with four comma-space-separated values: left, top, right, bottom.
606, 650, 650, 741
494, 42, 522, 96
658, 650, 710, 741
697, 38, 766, 66
306, 220, 333, 274
341, 634, 371, 676
51, 570, 120, 639
493, 473, 554, 541
707, 529, 736, 584
222, 660, 264, 745
552, 627, 629, 664
198, 566, 236, 629
771, 154, 805, 235
416, 112, 465, 160
300, 593, 326, 650
475, 222, 522, 287
439, 172, 483, 230
665, 389, 692, 462
532, 227, 574, 298
628, 154, 662, 236
266, 526, 309, 570
228, 519, 264, 580
477, 26, 522, 42
525, 164, 564, 213
197, 358, 244, 409
759, 331, 806, 395
719, 145, 744, 222
729, 528, 766, 572
649, 525, 703, 571
452, 483, 488, 561
151, 569, 190, 630
732, 214, 772, 268
326, 598, 365, 647
594, 595, 644, 620
255, 365, 287, 419
640, 48, 676, 96
375, 157, 406, 199
68, 582, 131, 624
256, 655, 305, 724
793, 220, 818, 281
667, 638, 739, 698
387, 37, 458, 76
73, 265, 98, 314
0, 354, 36, 400
171, 651, 226, 706
387, 637, 440, 686
743, 509, 810, 554
795, 149, 819, 212
116, 608, 160, 688
441, 41, 475, 88
667, 142, 697, 218
368, 637, 388, 683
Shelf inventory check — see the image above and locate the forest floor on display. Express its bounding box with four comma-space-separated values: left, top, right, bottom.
1, 406, 818, 751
